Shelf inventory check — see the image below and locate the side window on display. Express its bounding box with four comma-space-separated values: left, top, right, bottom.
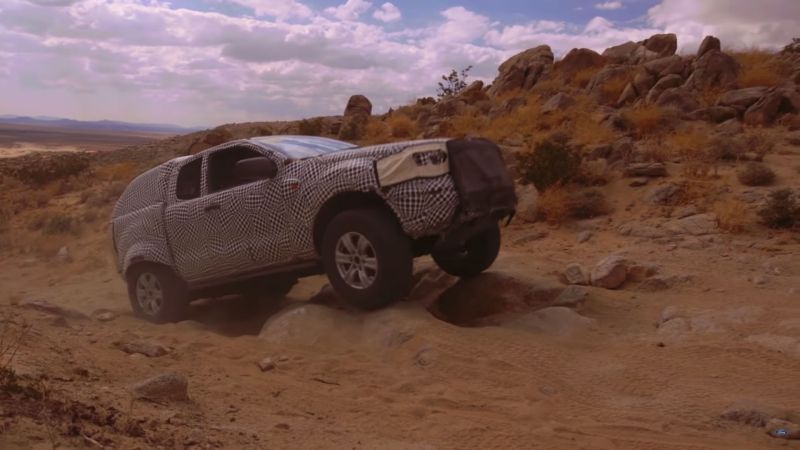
207, 146, 267, 193
176, 158, 202, 200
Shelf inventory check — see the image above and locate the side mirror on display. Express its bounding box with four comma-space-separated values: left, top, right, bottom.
234, 157, 278, 183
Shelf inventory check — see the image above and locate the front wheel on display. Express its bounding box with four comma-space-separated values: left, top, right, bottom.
432, 223, 501, 278
321, 208, 413, 310
126, 264, 189, 323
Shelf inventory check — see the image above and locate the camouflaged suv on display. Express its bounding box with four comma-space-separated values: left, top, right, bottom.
111, 135, 516, 323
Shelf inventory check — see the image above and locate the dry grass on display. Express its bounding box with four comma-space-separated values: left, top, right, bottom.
450, 114, 489, 138
598, 75, 631, 105
624, 104, 666, 137
737, 162, 776, 186
387, 114, 416, 139
731, 49, 788, 88
714, 198, 751, 233
360, 119, 392, 145
570, 67, 604, 89
537, 185, 571, 225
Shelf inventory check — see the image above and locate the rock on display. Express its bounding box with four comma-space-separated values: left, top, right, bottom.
632, 71, 657, 96
564, 263, 589, 285
684, 50, 740, 91
609, 137, 634, 163
641, 33, 677, 59
504, 307, 596, 336
116, 339, 169, 357
516, 184, 539, 222
260, 303, 358, 346
637, 276, 673, 292
20, 299, 88, 320
257, 357, 276, 372
721, 400, 783, 427
512, 230, 548, 245
697, 35, 721, 57
590, 255, 628, 289
655, 87, 700, 112
602, 41, 640, 64
623, 162, 667, 178
489, 97, 527, 119
647, 182, 681, 205
541, 92, 576, 114
744, 90, 789, 126
92, 309, 117, 322
456, 81, 487, 104
557, 48, 606, 76
487, 45, 554, 96
617, 83, 639, 105
717, 118, 743, 134
646, 74, 684, 104
576, 231, 593, 244
629, 177, 649, 187
657, 317, 690, 337
717, 87, 770, 111
766, 419, 800, 440
751, 275, 768, 285
674, 205, 698, 219
131, 373, 189, 402
666, 213, 718, 236
659, 306, 683, 325
338, 94, 372, 140
617, 222, 670, 238
55, 246, 72, 264
643, 55, 687, 78
586, 65, 631, 102
553, 286, 589, 308
688, 106, 738, 123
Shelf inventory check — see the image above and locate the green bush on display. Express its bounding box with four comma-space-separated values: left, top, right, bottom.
758, 189, 800, 229
516, 136, 582, 191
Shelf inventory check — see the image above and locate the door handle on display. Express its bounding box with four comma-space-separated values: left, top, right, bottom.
203, 203, 221, 212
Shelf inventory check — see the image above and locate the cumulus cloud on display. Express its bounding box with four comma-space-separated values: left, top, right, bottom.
373, 2, 401, 23
647, 0, 800, 51
594, 1, 622, 10
324, 0, 372, 21
0, 0, 798, 126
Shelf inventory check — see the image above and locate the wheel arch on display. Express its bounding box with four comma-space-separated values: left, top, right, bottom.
312, 190, 401, 254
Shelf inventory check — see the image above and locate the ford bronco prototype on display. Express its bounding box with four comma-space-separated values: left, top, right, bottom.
111, 136, 516, 323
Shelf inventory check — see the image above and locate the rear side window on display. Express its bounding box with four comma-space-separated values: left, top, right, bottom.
207, 145, 265, 193
176, 158, 202, 200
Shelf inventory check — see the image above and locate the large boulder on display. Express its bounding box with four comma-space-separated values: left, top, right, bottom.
684, 50, 740, 91
687, 106, 738, 123
632, 70, 657, 96
456, 80, 488, 104
586, 65, 631, 103
641, 33, 678, 59
602, 41, 640, 64
744, 89, 795, 126
556, 48, 606, 76
655, 87, 700, 112
338, 94, 372, 140
646, 74, 684, 103
697, 35, 721, 57
488, 45, 554, 96
643, 55, 687, 78
717, 87, 770, 111
541, 92, 576, 114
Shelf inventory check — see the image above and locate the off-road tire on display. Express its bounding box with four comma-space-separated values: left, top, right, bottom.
322, 208, 413, 310
126, 263, 189, 324
432, 223, 501, 278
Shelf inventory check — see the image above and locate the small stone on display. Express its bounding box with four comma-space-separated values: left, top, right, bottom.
766, 419, 800, 440
131, 373, 189, 402
93, 309, 117, 322
116, 340, 169, 357
751, 275, 768, 286
576, 231, 593, 244
629, 177, 649, 187
590, 255, 628, 289
55, 246, 73, 264
21, 299, 88, 320
638, 276, 671, 292
659, 306, 683, 324
257, 357, 276, 372
277, 355, 290, 362
564, 263, 588, 285
553, 286, 588, 308
623, 162, 667, 178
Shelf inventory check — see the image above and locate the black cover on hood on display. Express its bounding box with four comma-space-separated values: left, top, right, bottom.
446, 137, 517, 221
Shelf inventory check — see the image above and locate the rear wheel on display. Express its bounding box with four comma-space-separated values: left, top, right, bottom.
432, 223, 501, 278
126, 264, 189, 323
321, 208, 413, 310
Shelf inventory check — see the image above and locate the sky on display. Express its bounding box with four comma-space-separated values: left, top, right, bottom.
0, 0, 798, 127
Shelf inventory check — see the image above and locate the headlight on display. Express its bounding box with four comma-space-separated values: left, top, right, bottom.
376, 143, 450, 187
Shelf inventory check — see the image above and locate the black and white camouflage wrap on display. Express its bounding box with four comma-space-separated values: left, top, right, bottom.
112, 137, 460, 285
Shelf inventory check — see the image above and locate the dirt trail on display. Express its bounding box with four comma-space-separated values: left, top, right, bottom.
2, 218, 799, 449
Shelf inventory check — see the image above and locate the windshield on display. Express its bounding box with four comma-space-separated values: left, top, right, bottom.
252, 136, 357, 159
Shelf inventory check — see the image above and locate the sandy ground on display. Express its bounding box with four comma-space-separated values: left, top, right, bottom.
0, 143, 86, 158
1, 146, 799, 449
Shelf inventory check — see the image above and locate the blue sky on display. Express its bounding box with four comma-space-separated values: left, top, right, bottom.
0, 0, 797, 126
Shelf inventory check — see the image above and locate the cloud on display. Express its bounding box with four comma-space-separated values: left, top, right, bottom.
226, 0, 313, 20
647, 0, 800, 52
594, 1, 622, 10
373, 2, 401, 23
324, 0, 372, 21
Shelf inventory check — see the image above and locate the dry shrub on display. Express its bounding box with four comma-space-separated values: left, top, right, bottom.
95, 162, 139, 183
570, 66, 603, 89
450, 114, 488, 138
696, 85, 727, 108
298, 117, 324, 136
537, 185, 571, 224
737, 162, 776, 186
568, 188, 610, 219
360, 119, 392, 145
714, 198, 751, 233
758, 189, 800, 229
0, 152, 91, 187
732, 49, 789, 88
624, 105, 666, 137
741, 130, 776, 161
575, 159, 610, 186
515, 135, 582, 191
529, 76, 569, 98
387, 114, 416, 138
27, 211, 78, 235
571, 117, 617, 147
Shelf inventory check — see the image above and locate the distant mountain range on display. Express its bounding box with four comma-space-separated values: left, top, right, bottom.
0, 115, 205, 134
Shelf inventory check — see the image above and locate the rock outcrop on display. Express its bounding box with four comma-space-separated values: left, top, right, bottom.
338, 94, 372, 140
488, 45, 554, 96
